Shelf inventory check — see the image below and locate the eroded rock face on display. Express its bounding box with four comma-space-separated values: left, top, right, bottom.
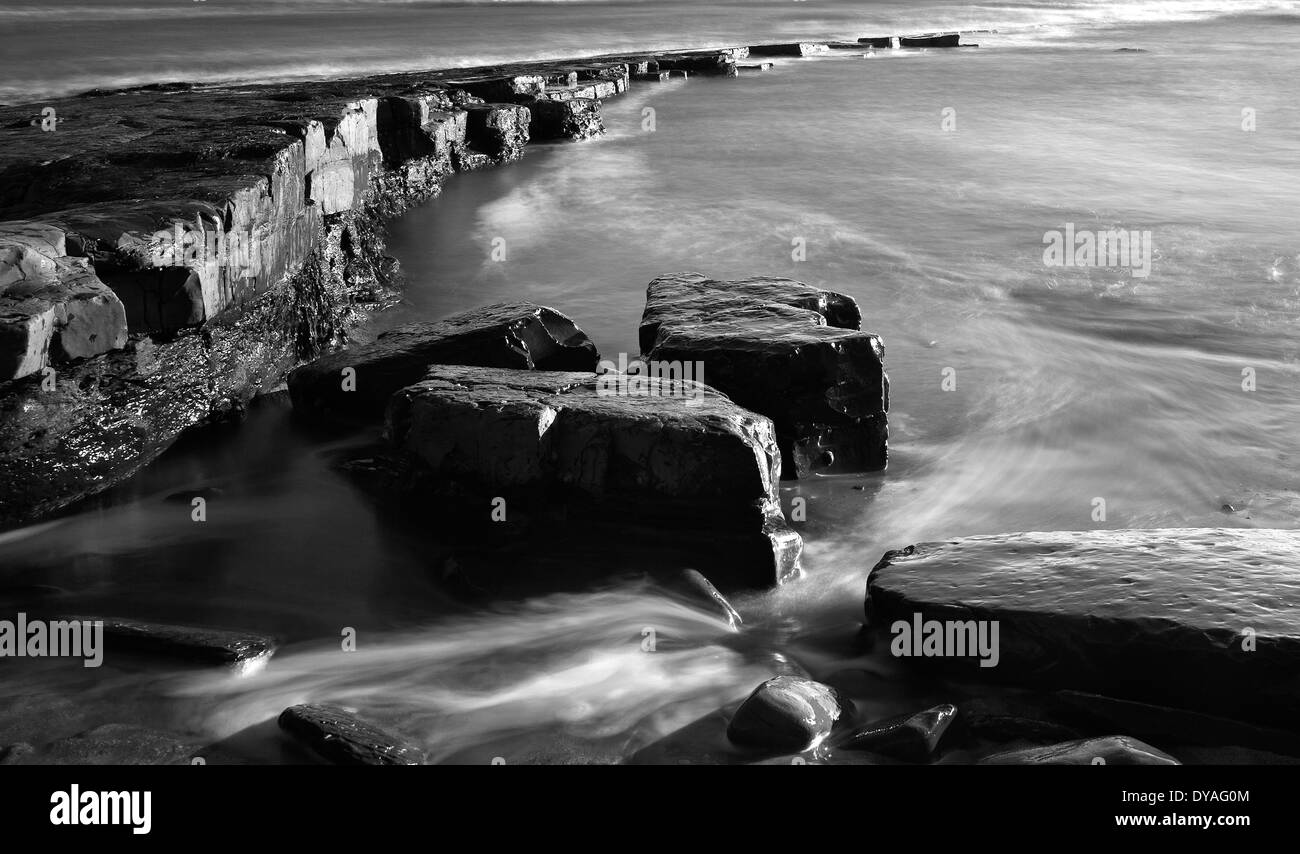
979, 735, 1179, 765
640, 272, 888, 477
0, 222, 127, 381
288, 301, 600, 421
278, 704, 424, 766
865, 529, 1300, 727
527, 98, 603, 141
384, 365, 801, 587
727, 676, 843, 751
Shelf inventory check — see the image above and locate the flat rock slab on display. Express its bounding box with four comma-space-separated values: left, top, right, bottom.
289, 301, 599, 421
727, 676, 844, 751
278, 704, 424, 766
866, 528, 1300, 727
385, 365, 801, 587
979, 735, 1180, 765
640, 272, 887, 477
65, 616, 275, 671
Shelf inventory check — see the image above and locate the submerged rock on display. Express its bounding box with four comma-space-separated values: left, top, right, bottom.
865, 528, 1300, 727
288, 301, 600, 421
65, 616, 275, 671
727, 676, 843, 751
2, 724, 198, 765
979, 735, 1180, 765
640, 272, 887, 477
278, 704, 424, 766
385, 365, 801, 588
835, 703, 957, 761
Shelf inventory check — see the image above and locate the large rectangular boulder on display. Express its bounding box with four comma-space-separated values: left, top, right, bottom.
385, 365, 802, 587
865, 528, 1300, 728
639, 272, 887, 477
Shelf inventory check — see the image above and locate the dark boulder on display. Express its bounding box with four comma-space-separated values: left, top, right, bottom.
65, 616, 275, 671
288, 301, 599, 422
866, 528, 1300, 728
278, 704, 424, 766
727, 676, 844, 751
835, 703, 957, 761
639, 272, 887, 477
385, 365, 802, 588
748, 43, 830, 57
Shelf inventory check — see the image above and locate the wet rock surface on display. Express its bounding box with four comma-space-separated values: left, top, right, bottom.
835, 703, 957, 761
383, 365, 801, 588
278, 704, 424, 765
65, 616, 276, 669
288, 301, 599, 422
640, 272, 888, 477
865, 528, 1300, 727
979, 735, 1180, 765
726, 676, 844, 751
0, 723, 199, 765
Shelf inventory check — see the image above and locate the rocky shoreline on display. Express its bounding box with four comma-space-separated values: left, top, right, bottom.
3, 30, 1297, 766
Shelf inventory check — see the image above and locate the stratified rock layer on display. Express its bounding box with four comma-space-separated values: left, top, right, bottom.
866, 528, 1300, 727
385, 365, 801, 587
288, 301, 600, 421
640, 272, 887, 477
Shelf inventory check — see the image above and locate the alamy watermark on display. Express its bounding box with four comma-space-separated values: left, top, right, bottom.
890, 613, 1000, 668
596, 353, 706, 405
1043, 223, 1153, 278
0, 614, 103, 667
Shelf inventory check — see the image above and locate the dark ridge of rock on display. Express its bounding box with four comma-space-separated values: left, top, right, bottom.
639, 271, 887, 477
288, 301, 600, 422
526, 97, 604, 141
737, 62, 775, 72
835, 703, 957, 761
979, 735, 1180, 765
383, 365, 802, 588
954, 695, 1086, 746
654, 49, 746, 76
1, 724, 198, 765
865, 529, 1300, 728
858, 36, 896, 48
900, 33, 964, 47
677, 568, 743, 629
278, 704, 424, 766
727, 676, 844, 751
749, 43, 830, 57
1054, 690, 1300, 757
64, 616, 276, 670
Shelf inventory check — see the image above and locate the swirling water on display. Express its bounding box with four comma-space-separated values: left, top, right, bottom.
1, 1, 1299, 761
